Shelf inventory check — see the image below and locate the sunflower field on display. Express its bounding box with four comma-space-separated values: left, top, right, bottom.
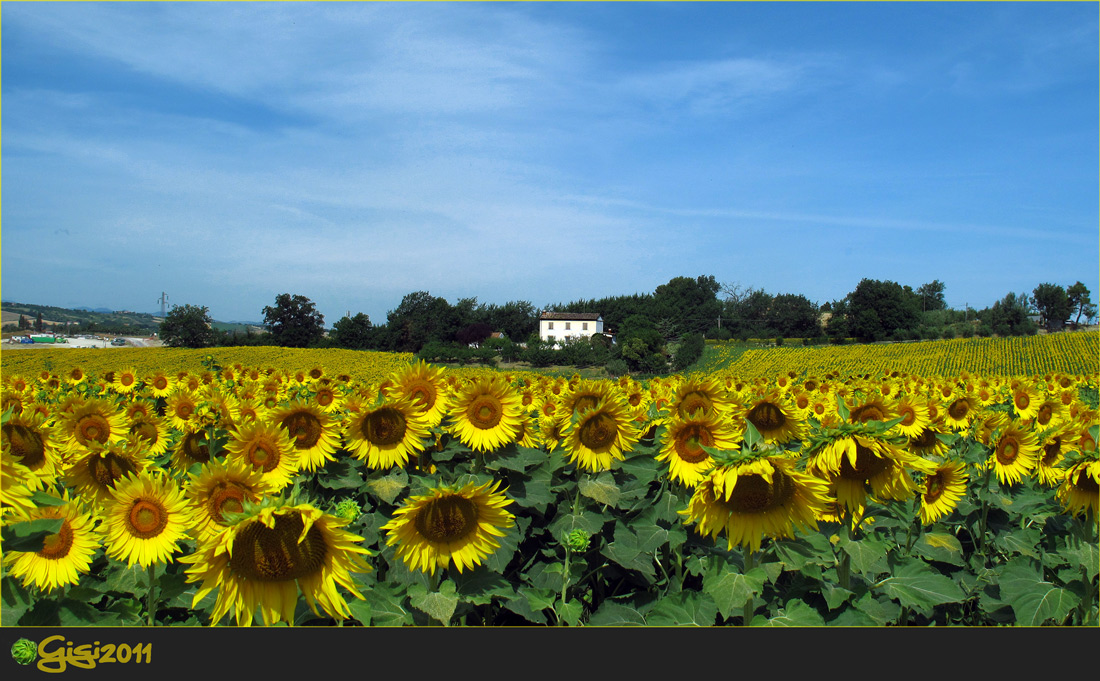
1, 338, 1098, 627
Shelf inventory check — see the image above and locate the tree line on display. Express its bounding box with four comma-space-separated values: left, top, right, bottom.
158, 277, 1097, 373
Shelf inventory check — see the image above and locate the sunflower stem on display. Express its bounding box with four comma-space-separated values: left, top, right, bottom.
977, 465, 993, 563
146, 564, 157, 628
742, 549, 755, 626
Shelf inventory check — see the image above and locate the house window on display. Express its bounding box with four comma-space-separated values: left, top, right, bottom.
565, 322, 571, 330
582, 322, 588, 330
548, 322, 554, 330
547, 335, 555, 344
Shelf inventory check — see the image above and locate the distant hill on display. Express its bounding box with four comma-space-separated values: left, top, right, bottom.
2, 301, 163, 334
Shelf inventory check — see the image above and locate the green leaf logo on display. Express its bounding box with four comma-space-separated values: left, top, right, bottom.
11, 638, 37, 666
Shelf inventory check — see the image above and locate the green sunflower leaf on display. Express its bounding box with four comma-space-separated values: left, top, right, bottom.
364, 583, 413, 627
703, 562, 767, 620
839, 536, 890, 577
555, 598, 584, 626
365, 468, 408, 505
1062, 541, 1099, 582
409, 580, 459, 626
645, 590, 719, 626
997, 561, 1082, 626
1, 518, 64, 553
578, 472, 620, 507
753, 598, 825, 627
485, 445, 546, 473
914, 531, 966, 566
877, 564, 966, 613
586, 600, 648, 626
29, 491, 67, 507
993, 527, 1042, 559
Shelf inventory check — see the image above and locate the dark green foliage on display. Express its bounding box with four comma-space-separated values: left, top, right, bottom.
672, 332, 705, 371
262, 293, 325, 348
329, 312, 376, 350
847, 278, 920, 342
1031, 283, 1073, 332
159, 304, 216, 348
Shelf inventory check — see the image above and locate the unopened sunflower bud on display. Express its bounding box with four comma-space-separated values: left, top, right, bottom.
565, 529, 590, 553
11, 638, 36, 666
333, 499, 361, 523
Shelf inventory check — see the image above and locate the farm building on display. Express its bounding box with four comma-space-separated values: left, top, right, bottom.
538, 311, 603, 348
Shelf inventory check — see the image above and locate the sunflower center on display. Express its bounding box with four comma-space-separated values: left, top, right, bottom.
1042, 439, 1062, 466
282, 412, 322, 449
839, 443, 894, 481
578, 412, 618, 451
1036, 405, 1053, 426
36, 520, 74, 560
851, 405, 885, 423
229, 513, 328, 582
466, 395, 503, 430
316, 390, 334, 407
76, 414, 112, 446
912, 428, 938, 449
247, 441, 279, 473
1072, 472, 1099, 495
3, 424, 47, 470
89, 452, 138, 490
208, 482, 250, 524
747, 402, 785, 432
176, 403, 194, 419
897, 406, 919, 427
407, 382, 436, 410
180, 431, 211, 464
414, 495, 479, 543
723, 471, 795, 514
996, 438, 1019, 465
121, 374, 135, 386
678, 391, 713, 418
153, 377, 169, 390
572, 394, 600, 415
1014, 393, 1030, 410
947, 399, 970, 421
364, 408, 407, 446
673, 424, 714, 464
127, 499, 168, 539
924, 473, 946, 503
129, 421, 159, 445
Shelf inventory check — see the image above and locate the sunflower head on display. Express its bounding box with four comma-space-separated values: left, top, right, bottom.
104, 470, 195, 568
446, 377, 523, 453
382, 480, 515, 576
3, 496, 102, 593
564, 398, 641, 472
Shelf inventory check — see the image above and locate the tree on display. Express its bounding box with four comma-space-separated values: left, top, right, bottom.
651, 275, 722, 338
34, 312, 44, 333
982, 292, 1037, 337
846, 279, 920, 342
18, 315, 29, 331
1066, 281, 1096, 327
385, 291, 460, 353
1030, 283, 1072, 332
263, 294, 325, 348
766, 293, 820, 338
916, 280, 947, 312
330, 313, 375, 349
456, 322, 494, 347
159, 304, 216, 348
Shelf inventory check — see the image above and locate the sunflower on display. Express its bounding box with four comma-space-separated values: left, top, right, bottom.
560, 379, 617, 419
537, 413, 569, 453
1056, 458, 1099, 523
385, 361, 452, 428
942, 394, 978, 432
3, 410, 62, 488
103, 470, 195, 568
807, 433, 936, 512
563, 398, 641, 472
446, 377, 523, 453
185, 457, 271, 542
345, 396, 431, 470
171, 426, 216, 473
908, 425, 950, 458
738, 392, 806, 444
165, 391, 200, 431
671, 375, 734, 420
847, 396, 896, 425
65, 440, 150, 506
918, 460, 968, 525
224, 420, 300, 492
1, 442, 39, 520
272, 401, 342, 473
54, 398, 129, 455
3, 497, 102, 593
657, 411, 739, 488
892, 396, 931, 438
987, 422, 1040, 486
680, 456, 830, 555
182, 500, 372, 626
1035, 425, 1074, 487
382, 480, 515, 576
143, 371, 176, 398
126, 414, 171, 457
1010, 382, 1041, 421
1031, 397, 1068, 431
111, 367, 141, 395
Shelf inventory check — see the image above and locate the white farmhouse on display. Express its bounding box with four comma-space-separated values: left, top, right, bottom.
538, 311, 603, 347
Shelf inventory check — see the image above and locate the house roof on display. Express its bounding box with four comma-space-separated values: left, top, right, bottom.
540, 312, 602, 321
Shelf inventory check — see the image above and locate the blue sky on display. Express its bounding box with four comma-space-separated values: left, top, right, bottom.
2, 1, 1097, 325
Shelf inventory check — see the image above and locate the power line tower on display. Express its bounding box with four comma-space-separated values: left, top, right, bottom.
157, 292, 169, 318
